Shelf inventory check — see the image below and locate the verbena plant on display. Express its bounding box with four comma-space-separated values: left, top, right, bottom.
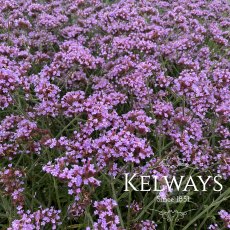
0, 0, 229, 229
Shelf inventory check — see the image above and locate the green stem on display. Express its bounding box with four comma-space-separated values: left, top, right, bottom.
182, 188, 230, 230
111, 180, 125, 228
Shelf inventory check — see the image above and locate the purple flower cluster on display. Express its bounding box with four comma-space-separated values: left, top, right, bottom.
219, 210, 230, 229
67, 192, 92, 218
8, 207, 61, 230
127, 201, 142, 214
0, 165, 25, 206
43, 160, 100, 200
0, 69, 19, 109
133, 220, 157, 230
90, 198, 121, 230
0, 115, 47, 158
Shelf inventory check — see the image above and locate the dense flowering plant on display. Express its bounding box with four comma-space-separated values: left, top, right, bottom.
0, 0, 229, 229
